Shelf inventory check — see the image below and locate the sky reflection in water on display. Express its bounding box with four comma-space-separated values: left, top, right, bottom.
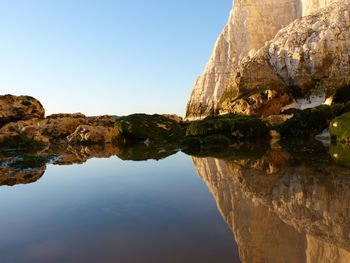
0, 153, 240, 263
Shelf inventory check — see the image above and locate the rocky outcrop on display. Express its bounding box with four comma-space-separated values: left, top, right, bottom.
115, 114, 184, 143
330, 112, 350, 143
0, 113, 88, 144
186, 0, 302, 120
0, 95, 44, 127
67, 125, 122, 144
186, 0, 350, 120
220, 89, 291, 116
220, 2, 350, 114
88, 115, 117, 127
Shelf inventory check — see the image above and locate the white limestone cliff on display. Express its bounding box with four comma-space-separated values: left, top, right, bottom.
186, 0, 348, 120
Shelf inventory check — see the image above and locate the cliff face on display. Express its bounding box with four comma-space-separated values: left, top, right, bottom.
186, 0, 348, 120
220, 1, 350, 115
191, 148, 350, 262
302, 0, 339, 15
186, 0, 301, 120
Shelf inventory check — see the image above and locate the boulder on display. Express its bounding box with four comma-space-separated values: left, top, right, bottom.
186, 115, 269, 139
162, 114, 183, 123
67, 125, 123, 145
276, 104, 344, 138
266, 114, 293, 126
220, 89, 291, 116
330, 112, 350, 143
330, 143, 350, 168
0, 95, 45, 127
0, 113, 87, 143
115, 114, 184, 143
39, 113, 87, 139
89, 115, 117, 127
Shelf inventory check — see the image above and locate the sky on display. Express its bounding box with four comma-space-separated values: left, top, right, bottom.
0, 0, 231, 117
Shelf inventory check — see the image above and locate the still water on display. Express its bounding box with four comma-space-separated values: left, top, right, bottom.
0, 151, 240, 263
1, 141, 350, 263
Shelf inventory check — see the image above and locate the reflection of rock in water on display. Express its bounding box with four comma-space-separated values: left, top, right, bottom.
0, 144, 178, 187
0, 167, 45, 186
192, 148, 350, 263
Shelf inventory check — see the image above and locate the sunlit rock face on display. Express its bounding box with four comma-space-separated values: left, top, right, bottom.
224, 2, 350, 105
191, 147, 350, 262
302, 0, 339, 15
185, 0, 301, 120
0, 95, 45, 127
186, 0, 349, 120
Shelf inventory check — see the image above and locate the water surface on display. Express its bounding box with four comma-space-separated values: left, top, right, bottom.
0, 151, 240, 263
1, 140, 350, 263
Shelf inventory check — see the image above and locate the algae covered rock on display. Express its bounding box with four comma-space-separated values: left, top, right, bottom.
0, 95, 45, 127
186, 115, 269, 139
330, 143, 350, 168
333, 86, 350, 104
0, 132, 43, 149
115, 114, 184, 143
330, 112, 350, 143
276, 104, 345, 138
329, 143, 350, 168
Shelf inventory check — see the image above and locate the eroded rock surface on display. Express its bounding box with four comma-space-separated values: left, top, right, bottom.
0, 95, 45, 127
67, 125, 122, 144
186, 0, 301, 120
186, 0, 350, 120
220, 2, 350, 115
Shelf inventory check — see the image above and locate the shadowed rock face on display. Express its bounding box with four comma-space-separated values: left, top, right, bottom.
191, 146, 350, 262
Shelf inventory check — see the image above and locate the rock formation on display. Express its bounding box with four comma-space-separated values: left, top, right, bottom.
0, 113, 88, 143
186, 0, 350, 120
0, 95, 44, 127
221, 1, 350, 115
67, 125, 122, 144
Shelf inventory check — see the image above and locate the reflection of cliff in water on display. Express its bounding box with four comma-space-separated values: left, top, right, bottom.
192, 145, 350, 263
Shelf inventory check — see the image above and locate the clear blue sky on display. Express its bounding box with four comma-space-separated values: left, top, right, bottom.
0, 0, 231, 116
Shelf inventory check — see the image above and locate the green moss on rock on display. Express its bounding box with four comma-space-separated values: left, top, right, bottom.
333, 86, 350, 104
329, 112, 350, 143
329, 143, 350, 168
115, 114, 184, 143
277, 104, 345, 138
0, 134, 43, 149
186, 114, 269, 139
